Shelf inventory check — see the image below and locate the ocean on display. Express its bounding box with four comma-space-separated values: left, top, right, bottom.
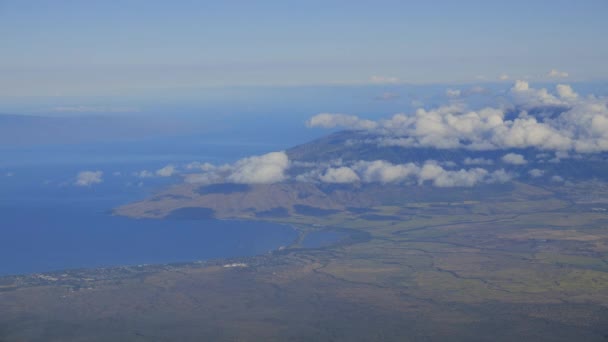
0, 134, 299, 276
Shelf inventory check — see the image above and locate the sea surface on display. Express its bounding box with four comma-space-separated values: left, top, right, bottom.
0, 134, 304, 276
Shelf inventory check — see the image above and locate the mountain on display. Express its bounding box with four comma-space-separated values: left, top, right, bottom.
115, 130, 587, 221
287, 130, 608, 182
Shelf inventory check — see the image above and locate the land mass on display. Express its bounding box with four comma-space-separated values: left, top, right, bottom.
2, 131, 608, 341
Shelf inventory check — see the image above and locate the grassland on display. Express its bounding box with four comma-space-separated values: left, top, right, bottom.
1, 181, 608, 341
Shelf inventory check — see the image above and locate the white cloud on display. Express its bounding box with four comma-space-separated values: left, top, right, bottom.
183, 152, 289, 185
528, 169, 544, 178
307, 82, 608, 153
501, 153, 527, 165
446, 89, 461, 98
556, 84, 578, 100
305, 159, 512, 188
227, 151, 289, 184
512, 80, 529, 92
499, 74, 510, 81
551, 175, 565, 182
75, 171, 103, 186
319, 167, 360, 183
510, 80, 563, 107
156, 165, 176, 177
184, 172, 223, 184
135, 170, 154, 178
547, 69, 569, 78
417, 162, 511, 187
5, 172, 14, 177
186, 162, 217, 171
307, 113, 378, 130
354, 160, 419, 183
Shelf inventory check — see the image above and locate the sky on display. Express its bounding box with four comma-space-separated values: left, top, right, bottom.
1, 0, 607, 98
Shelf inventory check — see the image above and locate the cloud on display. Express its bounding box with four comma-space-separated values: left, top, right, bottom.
226, 151, 289, 184
156, 165, 176, 177
185, 162, 217, 171
354, 160, 419, 183
547, 69, 569, 78
528, 169, 544, 178
135, 170, 154, 178
417, 162, 511, 187
499, 74, 510, 81
184, 152, 289, 184
184, 172, 223, 184
307, 82, 608, 153
447, 86, 488, 99
369, 75, 400, 84
512, 80, 529, 92
5, 172, 14, 177
319, 167, 360, 183
307, 113, 378, 130
510, 80, 564, 107
501, 153, 527, 165
75, 171, 103, 186
304, 159, 512, 187
446, 89, 461, 98
556, 84, 578, 100
551, 175, 565, 182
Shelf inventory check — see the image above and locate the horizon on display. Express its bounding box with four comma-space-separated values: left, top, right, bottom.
1, 1, 607, 100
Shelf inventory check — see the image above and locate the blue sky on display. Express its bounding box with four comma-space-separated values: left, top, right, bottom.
1, 0, 607, 98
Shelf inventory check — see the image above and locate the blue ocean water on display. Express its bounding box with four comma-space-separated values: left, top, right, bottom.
0, 135, 299, 276
302, 231, 347, 249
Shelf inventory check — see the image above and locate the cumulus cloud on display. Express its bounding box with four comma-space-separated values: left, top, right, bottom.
227, 151, 289, 184
556, 84, 578, 100
156, 165, 176, 177
319, 167, 360, 183
354, 160, 419, 183
185, 152, 289, 185
307, 81, 608, 153
528, 169, 544, 178
547, 69, 569, 78
307, 113, 378, 130
75, 171, 103, 186
184, 172, 223, 184
510, 80, 564, 107
446, 89, 461, 98
135, 170, 154, 178
301, 160, 512, 188
447, 86, 488, 99
512, 80, 529, 92
501, 153, 527, 165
